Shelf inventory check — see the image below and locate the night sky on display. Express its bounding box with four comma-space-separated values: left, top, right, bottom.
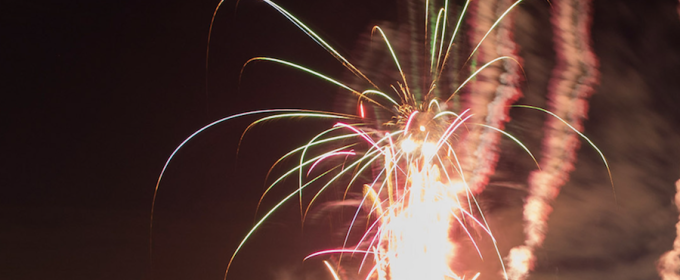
3, 0, 680, 280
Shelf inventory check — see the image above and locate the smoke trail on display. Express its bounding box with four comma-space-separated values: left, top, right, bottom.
506, 0, 599, 279
658, 180, 680, 280
464, 0, 523, 194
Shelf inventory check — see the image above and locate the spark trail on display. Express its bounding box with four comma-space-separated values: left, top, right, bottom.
505, 0, 600, 278
463, 0, 523, 196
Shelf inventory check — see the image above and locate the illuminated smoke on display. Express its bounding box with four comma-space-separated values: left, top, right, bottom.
464, 0, 522, 194
506, 0, 600, 279
657, 180, 680, 280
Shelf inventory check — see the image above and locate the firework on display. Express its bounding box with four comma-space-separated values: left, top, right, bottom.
151, 0, 611, 279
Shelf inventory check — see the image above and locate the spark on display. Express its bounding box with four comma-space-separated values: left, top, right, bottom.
324, 260, 342, 280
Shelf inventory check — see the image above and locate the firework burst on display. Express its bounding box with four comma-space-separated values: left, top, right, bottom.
151, 0, 612, 279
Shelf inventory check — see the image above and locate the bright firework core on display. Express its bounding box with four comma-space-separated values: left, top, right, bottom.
380, 165, 459, 280
359, 109, 493, 280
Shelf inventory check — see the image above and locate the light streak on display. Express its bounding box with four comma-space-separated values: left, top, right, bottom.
307, 150, 356, 176
324, 260, 342, 280
261, 0, 379, 90
371, 26, 412, 99
403, 111, 419, 135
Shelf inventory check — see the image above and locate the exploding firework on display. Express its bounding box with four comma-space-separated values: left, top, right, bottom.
151, 0, 612, 279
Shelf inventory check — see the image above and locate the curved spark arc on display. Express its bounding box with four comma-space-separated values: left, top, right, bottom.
150, 109, 357, 262
324, 260, 342, 280
225, 168, 341, 278
430, 8, 445, 73
243, 57, 391, 111
337, 133, 405, 253
435, 0, 471, 84
262, 0, 380, 90
371, 26, 414, 101
295, 125, 374, 217
464, 0, 523, 68
263, 144, 357, 212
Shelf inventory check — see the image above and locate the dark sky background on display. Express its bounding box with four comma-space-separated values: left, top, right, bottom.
3, 0, 680, 280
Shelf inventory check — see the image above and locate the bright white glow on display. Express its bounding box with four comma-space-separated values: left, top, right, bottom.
421, 142, 438, 158
384, 165, 458, 280
419, 125, 426, 132
401, 138, 418, 153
